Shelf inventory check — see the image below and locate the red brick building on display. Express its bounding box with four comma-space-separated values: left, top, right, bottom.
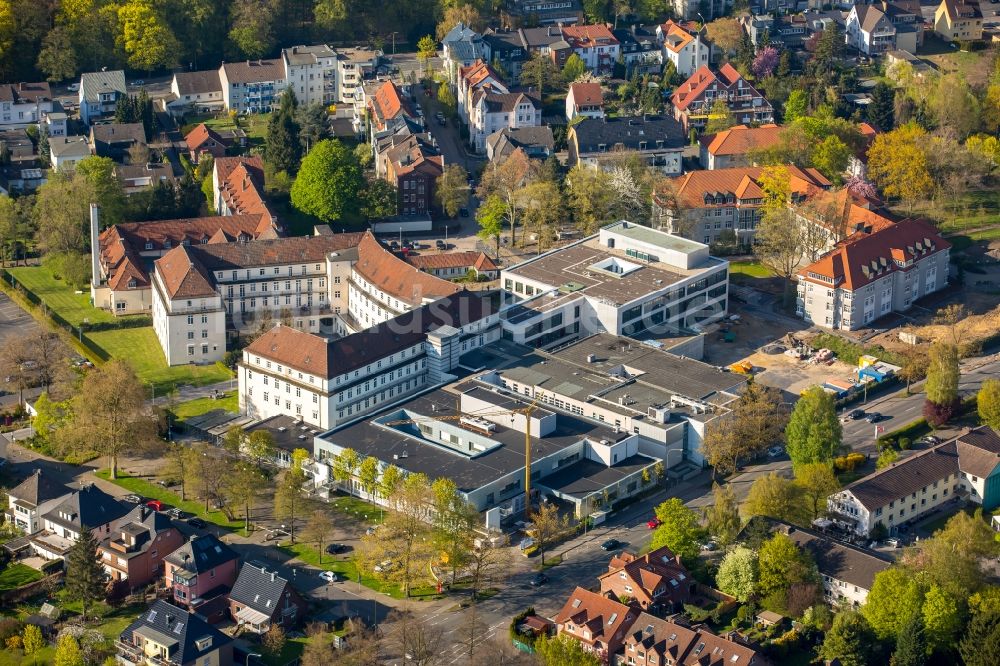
553, 587, 639, 660
599, 545, 694, 612
98, 505, 184, 590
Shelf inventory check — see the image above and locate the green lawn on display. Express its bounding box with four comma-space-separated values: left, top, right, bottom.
0, 646, 56, 665
328, 495, 384, 525
0, 564, 43, 591
903, 189, 1000, 235
171, 394, 238, 421
86, 327, 232, 394
262, 636, 307, 666
7, 265, 117, 326
95, 470, 246, 533
180, 112, 270, 144
729, 261, 774, 278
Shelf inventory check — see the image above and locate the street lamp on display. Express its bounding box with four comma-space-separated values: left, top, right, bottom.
246, 653, 261, 666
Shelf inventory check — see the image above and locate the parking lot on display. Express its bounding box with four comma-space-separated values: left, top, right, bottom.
0, 291, 40, 348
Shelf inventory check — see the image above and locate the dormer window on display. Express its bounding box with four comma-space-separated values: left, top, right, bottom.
144, 242, 154, 250
598, 143, 607, 152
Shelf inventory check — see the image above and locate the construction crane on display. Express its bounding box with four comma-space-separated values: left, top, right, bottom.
383, 397, 542, 518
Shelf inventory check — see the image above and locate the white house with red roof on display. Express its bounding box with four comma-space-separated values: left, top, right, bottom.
656, 20, 710, 78
698, 124, 782, 170
565, 82, 604, 121
796, 218, 949, 330
670, 64, 773, 133
457, 60, 509, 126
560, 24, 620, 75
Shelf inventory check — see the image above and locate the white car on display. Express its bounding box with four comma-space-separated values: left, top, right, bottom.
373, 559, 393, 573
67, 83, 80, 92
319, 571, 340, 582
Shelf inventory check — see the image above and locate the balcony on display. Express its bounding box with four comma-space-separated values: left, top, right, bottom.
115, 640, 173, 666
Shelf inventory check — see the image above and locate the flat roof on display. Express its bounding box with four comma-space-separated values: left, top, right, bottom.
316, 381, 630, 494
605, 220, 706, 254
504, 237, 724, 307
245, 415, 324, 453
541, 455, 654, 499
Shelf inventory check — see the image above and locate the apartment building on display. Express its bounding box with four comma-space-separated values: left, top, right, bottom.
554, 588, 638, 657
220, 59, 288, 114
166, 70, 224, 117
335, 47, 382, 105
367, 80, 419, 143
0, 83, 53, 127
468, 90, 541, 153
239, 290, 498, 430
934, 0, 983, 41
698, 124, 782, 170
212, 155, 274, 219
118, 600, 233, 666
98, 504, 183, 589
79, 70, 126, 125
282, 44, 338, 106
561, 25, 620, 75
619, 612, 765, 665
671, 64, 773, 133
163, 535, 240, 613
656, 20, 710, 78
500, 0, 583, 27
846, 3, 921, 56
4, 470, 69, 534
828, 427, 1000, 536
442, 23, 487, 84
567, 115, 686, 175
796, 218, 949, 330
457, 60, 509, 126
656, 166, 831, 246
598, 546, 693, 612
30, 485, 130, 560
501, 221, 730, 347
378, 133, 444, 217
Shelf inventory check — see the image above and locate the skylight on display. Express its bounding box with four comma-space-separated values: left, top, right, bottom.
147, 610, 157, 622
608, 613, 618, 626
173, 622, 185, 635
572, 599, 582, 609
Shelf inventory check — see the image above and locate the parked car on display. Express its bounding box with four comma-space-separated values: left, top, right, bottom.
319, 571, 341, 582
326, 543, 348, 554
130, 80, 144, 87
600, 539, 621, 551
124, 494, 143, 504
918, 435, 941, 446
459, 207, 469, 218
848, 409, 866, 420
145, 500, 164, 511
67, 83, 79, 92
886, 537, 901, 548
435, 239, 446, 250
865, 412, 885, 423
767, 445, 785, 458
166, 508, 184, 519
187, 517, 207, 529
530, 572, 548, 587
373, 560, 393, 573
701, 541, 718, 551
647, 518, 661, 529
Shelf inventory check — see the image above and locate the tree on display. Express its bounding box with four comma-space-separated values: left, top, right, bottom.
360, 179, 397, 220
812, 135, 851, 184
785, 386, 842, 471
921, 584, 961, 652
814, 22, 844, 70
115, 0, 178, 71
517, 179, 563, 251
521, 52, 562, 98
702, 383, 788, 476
897, 346, 929, 395
868, 81, 895, 132
274, 465, 310, 543
978, 379, 1000, 431
436, 164, 468, 219
705, 17, 743, 55
704, 97, 734, 135
244, 430, 276, 466
188, 442, 228, 512
417, 35, 437, 77
21, 625, 44, 657
960, 608, 1000, 666
431, 477, 478, 584
862, 568, 926, 640
743, 473, 805, 524
478, 145, 535, 246
566, 165, 614, 234
757, 532, 817, 603
891, 612, 926, 666
794, 462, 839, 519
224, 460, 265, 532
378, 464, 403, 500
703, 483, 741, 547
164, 443, 194, 501
301, 629, 336, 666
64, 360, 157, 478
752, 46, 779, 79
361, 473, 433, 597
295, 102, 330, 154
650, 498, 704, 561
331, 447, 361, 491
476, 194, 506, 258
37, 26, 77, 82
357, 456, 380, 501
876, 448, 899, 470
437, 81, 457, 118
267, 90, 302, 174
263, 625, 287, 657
229, 0, 276, 59
929, 73, 980, 140
435, 5, 483, 40
65, 527, 106, 619
467, 542, 511, 601
302, 510, 335, 563
784, 89, 808, 122
531, 500, 565, 565
562, 53, 587, 82
820, 611, 876, 666
534, 633, 601, 666
925, 341, 959, 406
716, 545, 757, 602
54, 634, 84, 666
867, 123, 934, 210
291, 139, 363, 223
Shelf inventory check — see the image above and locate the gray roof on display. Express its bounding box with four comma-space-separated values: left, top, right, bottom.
42, 484, 130, 533
451, 40, 486, 62
173, 70, 222, 96
486, 126, 554, 160
443, 23, 479, 46
8, 470, 69, 508
100, 505, 175, 559
221, 59, 285, 84
80, 70, 126, 104
121, 600, 231, 665
573, 115, 685, 154
90, 122, 146, 147
955, 427, 1000, 479
283, 44, 337, 65
49, 136, 91, 158
229, 562, 296, 616
165, 534, 239, 573
245, 414, 324, 454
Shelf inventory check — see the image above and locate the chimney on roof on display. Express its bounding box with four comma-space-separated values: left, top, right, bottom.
270, 571, 276, 582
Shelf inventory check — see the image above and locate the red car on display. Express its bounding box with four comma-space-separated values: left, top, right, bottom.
146, 499, 164, 511
647, 518, 661, 529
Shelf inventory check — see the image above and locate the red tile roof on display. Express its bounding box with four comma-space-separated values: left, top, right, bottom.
184, 123, 228, 154
624, 612, 765, 666
353, 232, 462, 306
561, 24, 619, 49
553, 587, 637, 650
405, 251, 497, 273
569, 82, 604, 110
368, 81, 413, 131
669, 165, 830, 208
798, 218, 949, 291
659, 20, 695, 53
672, 64, 759, 112
215, 156, 275, 223
599, 545, 691, 607
699, 124, 782, 157
155, 245, 218, 299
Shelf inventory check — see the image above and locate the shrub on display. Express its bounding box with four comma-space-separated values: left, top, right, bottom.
898, 437, 911, 450
5, 635, 22, 650
923, 399, 959, 427
0, 618, 24, 643
834, 452, 866, 472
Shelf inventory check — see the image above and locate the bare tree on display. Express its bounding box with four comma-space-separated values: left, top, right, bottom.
468, 542, 512, 600
391, 610, 442, 666
530, 501, 565, 565
302, 509, 335, 563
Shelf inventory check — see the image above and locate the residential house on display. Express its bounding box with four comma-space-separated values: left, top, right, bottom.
657, 20, 710, 79
934, 0, 983, 41
0, 166, 46, 195
553, 587, 638, 658
117, 600, 234, 666
0, 83, 53, 127
741, 13, 810, 50
184, 124, 230, 163
4, 470, 69, 534
500, 0, 583, 28
229, 562, 307, 633
748, 518, 891, 607
220, 59, 288, 114
367, 80, 419, 144
91, 212, 279, 315
613, 25, 663, 76
30, 484, 130, 560
828, 427, 1000, 536
404, 251, 499, 280
486, 126, 555, 161
166, 70, 224, 117
698, 124, 783, 170
212, 155, 274, 220
163, 535, 240, 614
282, 44, 338, 106
79, 70, 126, 125
116, 162, 179, 195
656, 165, 830, 246
848, 122, 879, 179
481, 26, 568, 84
796, 218, 949, 329
457, 60, 508, 126
335, 46, 381, 106
598, 546, 693, 612
560, 25, 620, 76
90, 123, 146, 162
468, 90, 541, 153
671, 64, 773, 133
0, 128, 35, 161
566, 82, 605, 121
49, 136, 91, 172
881, 1, 924, 50
672, 0, 732, 20
44, 111, 68, 138
380, 133, 444, 217
620, 612, 766, 666
567, 115, 686, 175
847, 4, 900, 56
443, 23, 486, 84
98, 504, 183, 589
